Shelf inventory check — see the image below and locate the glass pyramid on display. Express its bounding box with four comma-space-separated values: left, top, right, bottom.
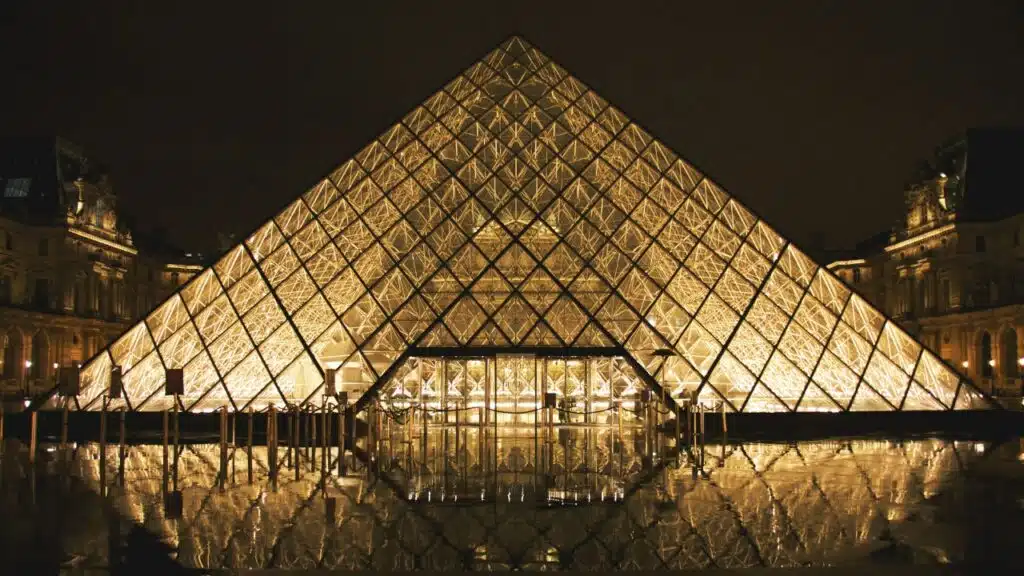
70, 36, 992, 413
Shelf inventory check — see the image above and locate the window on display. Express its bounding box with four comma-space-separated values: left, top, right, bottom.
976, 235, 986, 252
0, 275, 10, 304
34, 278, 50, 309
3, 177, 31, 198
940, 278, 950, 310
38, 238, 48, 256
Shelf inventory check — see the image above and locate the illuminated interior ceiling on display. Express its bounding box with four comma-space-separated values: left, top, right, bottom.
70, 36, 992, 413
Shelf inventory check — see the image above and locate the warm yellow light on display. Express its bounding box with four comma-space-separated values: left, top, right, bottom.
53, 362, 59, 369
961, 361, 968, 369
987, 359, 995, 367
25, 360, 32, 368
1018, 357, 1024, 367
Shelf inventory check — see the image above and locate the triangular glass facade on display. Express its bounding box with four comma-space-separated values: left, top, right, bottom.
72, 37, 992, 413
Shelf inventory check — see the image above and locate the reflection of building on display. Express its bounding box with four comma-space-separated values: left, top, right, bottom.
828, 128, 1024, 399
66, 37, 992, 414
0, 137, 201, 395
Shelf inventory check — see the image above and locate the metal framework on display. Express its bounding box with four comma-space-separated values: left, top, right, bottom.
71, 36, 992, 414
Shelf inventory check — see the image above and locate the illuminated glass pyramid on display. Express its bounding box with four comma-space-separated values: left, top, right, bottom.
72, 37, 992, 413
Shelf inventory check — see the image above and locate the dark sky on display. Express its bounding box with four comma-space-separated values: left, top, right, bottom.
2, 1, 1023, 253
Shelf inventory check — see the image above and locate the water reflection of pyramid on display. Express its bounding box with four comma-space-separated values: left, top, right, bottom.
71, 36, 992, 413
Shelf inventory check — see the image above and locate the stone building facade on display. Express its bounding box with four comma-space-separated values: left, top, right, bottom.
0, 137, 200, 397
829, 128, 1024, 399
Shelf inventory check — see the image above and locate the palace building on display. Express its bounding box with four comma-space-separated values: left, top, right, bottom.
829, 128, 1024, 401
0, 137, 201, 397
63, 37, 992, 415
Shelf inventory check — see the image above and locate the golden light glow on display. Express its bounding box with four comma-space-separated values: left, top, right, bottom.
165, 263, 205, 272
68, 227, 139, 255
825, 258, 866, 270
883, 224, 955, 253
61, 436, 987, 570
70, 36, 989, 414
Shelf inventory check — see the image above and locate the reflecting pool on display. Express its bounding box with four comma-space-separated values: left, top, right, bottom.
1, 429, 1023, 571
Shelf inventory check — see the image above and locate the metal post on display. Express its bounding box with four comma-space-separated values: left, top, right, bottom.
162, 409, 169, 496
310, 405, 317, 473
219, 406, 228, 489
269, 405, 278, 490
61, 402, 69, 449
247, 407, 253, 485
99, 398, 107, 496
172, 397, 179, 450
295, 408, 301, 482
321, 398, 328, 475
721, 401, 728, 439
118, 409, 126, 485
337, 402, 346, 476
29, 410, 38, 465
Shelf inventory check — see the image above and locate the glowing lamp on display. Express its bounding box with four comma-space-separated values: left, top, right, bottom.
961, 361, 969, 369
25, 360, 32, 368
1018, 357, 1024, 367
53, 362, 59, 369
988, 359, 995, 367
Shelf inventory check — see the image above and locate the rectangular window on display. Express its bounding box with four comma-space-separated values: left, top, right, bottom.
940, 278, 950, 310
38, 238, 48, 256
976, 235, 986, 252
0, 275, 10, 304
852, 268, 861, 283
3, 177, 31, 198
34, 278, 50, 309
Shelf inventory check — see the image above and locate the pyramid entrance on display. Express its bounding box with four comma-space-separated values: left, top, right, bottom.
374, 350, 670, 425
63, 36, 993, 415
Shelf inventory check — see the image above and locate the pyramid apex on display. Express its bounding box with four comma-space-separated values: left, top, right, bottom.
498, 35, 534, 56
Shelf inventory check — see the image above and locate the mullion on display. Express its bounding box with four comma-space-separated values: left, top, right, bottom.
845, 321, 903, 412
791, 282, 855, 412
896, 343, 928, 410
385, 66, 608, 347
738, 264, 824, 412
642, 208, 758, 411
206, 261, 295, 413
172, 298, 239, 413
591, 168, 733, 350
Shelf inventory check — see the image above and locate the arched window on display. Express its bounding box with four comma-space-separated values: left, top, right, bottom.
980, 331, 994, 378
2, 331, 21, 379
30, 332, 48, 380
1001, 328, 1019, 378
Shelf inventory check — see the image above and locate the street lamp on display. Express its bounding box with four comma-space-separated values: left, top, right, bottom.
24, 360, 32, 397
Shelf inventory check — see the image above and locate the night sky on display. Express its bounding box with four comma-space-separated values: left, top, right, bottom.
2, 1, 1023, 254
